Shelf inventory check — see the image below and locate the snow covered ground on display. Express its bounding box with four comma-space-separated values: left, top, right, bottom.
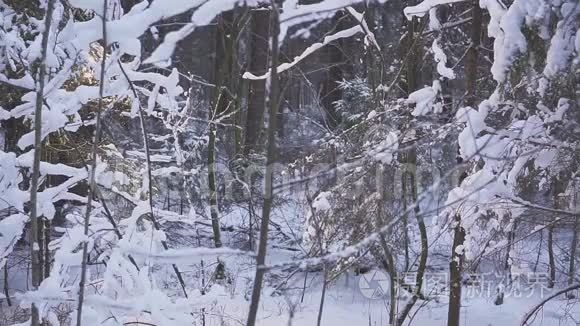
1, 245, 578, 326
254, 272, 580, 326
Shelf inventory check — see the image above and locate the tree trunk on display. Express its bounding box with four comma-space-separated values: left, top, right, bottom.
316, 265, 328, 326
379, 237, 398, 326
42, 218, 50, 280
404, 0, 420, 94
547, 223, 556, 288
447, 2, 482, 325
241, 8, 270, 248
246, 4, 280, 325
208, 123, 222, 248
3, 264, 10, 306
244, 8, 270, 154
505, 218, 518, 284
230, 8, 247, 155
29, 1, 55, 325
447, 213, 465, 326
364, 3, 378, 93
77, 1, 107, 324
401, 172, 410, 272
40, 146, 51, 280
207, 10, 236, 249
569, 215, 578, 286
211, 10, 238, 159
397, 149, 428, 326
37, 217, 44, 283
212, 11, 235, 116
320, 11, 350, 129
375, 165, 397, 325
548, 177, 565, 289
534, 230, 543, 273
465, 0, 483, 107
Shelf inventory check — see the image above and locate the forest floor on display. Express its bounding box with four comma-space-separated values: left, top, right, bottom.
1, 201, 578, 326
1, 248, 579, 325
253, 270, 579, 326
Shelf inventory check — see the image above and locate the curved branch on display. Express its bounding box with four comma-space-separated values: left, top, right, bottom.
520, 283, 580, 326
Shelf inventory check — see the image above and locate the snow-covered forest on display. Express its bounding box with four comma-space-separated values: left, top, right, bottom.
0, 0, 578, 325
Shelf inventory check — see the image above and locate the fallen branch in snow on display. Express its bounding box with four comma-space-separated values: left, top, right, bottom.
520, 283, 580, 326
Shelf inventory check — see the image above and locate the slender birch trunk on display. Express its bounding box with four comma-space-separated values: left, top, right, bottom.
76, 1, 107, 325
208, 9, 236, 250
243, 9, 270, 249
3, 264, 10, 306
246, 3, 280, 325
448, 2, 482, 325
29, 1, 55, 324
316, 265, 328, 326
465, 0, 482, 107
547, 223, 556, 288
404, 0, 419, 94
447, 213, 466, 326
376, 165, 397, 325
401, 174, 410, 272
397, 149, 428, 326
379, 237, 398, 325
244, 8, 270, 154
568, 182, 578, 287
208, 120, 222, 248
505, 218, 518, 284
533, 230, 543, 273
569, 215, 578, 286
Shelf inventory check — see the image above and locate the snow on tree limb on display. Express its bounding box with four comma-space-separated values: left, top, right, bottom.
0, 214, 27, 269
120, 245, 254, 264
404, 0, 467, 19
243, 25, 363, 80
346, 6, 381, 52
432, 39, 455, 79
280, 0, 358, 23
